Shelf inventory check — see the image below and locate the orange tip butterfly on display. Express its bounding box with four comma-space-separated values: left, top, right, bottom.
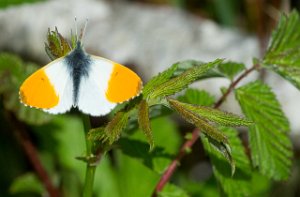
19, 21, 142, 116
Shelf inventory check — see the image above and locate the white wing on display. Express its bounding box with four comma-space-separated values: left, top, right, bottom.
43, 59, 74, 114
76, 58, 116, 116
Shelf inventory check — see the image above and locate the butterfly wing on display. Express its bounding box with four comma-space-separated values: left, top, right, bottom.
77, 56, 142, 116
19, 58, 74, 114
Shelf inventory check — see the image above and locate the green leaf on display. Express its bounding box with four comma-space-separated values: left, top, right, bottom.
0, 0, 44, 8
147, 59, 223, 100
204, 135, 235, 175
173, 60, 203, 76
45, 27, 72, 60
158, 183, 190, 197
217, 61, 245, 80
40, 115, 86, 197
91, 111, 129, 145
171, 100, 252, 127
263, 11, 300, 90
138, 100, 154, 150
168, 98, 228, 144
168, 98, 243, 171
118, 116, 181, 174
201, 127, 252, 197
177, 88, 215, 107
0, 53, 52, 125
105, 111, 129, 144
173, 60, 224, 79
9, 173, 44, 195
113, 117, 181, 197
93, 156, 121, 197
235, 81, 293, 180
115, 150, 159, 197
143, 63, 178, 97
88, 127, 105, 141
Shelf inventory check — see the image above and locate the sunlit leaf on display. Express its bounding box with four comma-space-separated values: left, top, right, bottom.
171, 100, 252, 127
263, 11, 300, 90
235, 81, 293, 180
143, 63, 178, 98
173, 60, 223, 79
168, 99, 228, 145
217, 61, 245, 80
147, 59, 223, 99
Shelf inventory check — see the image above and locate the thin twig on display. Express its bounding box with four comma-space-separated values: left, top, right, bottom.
152, 64, 258, 196
152, 130, 199, 197
5, 112, 60, 197
214, 64, 258, 108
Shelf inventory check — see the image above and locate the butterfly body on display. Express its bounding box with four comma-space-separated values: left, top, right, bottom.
19, 41, 142, 116
65, 42, 91, 104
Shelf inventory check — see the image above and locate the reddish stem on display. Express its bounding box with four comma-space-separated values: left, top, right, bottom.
214, 64, 258, 108
6, 112, 60, 197
152, 129, 199, 197
16, 129, 60, 197
152, 64, 258, 196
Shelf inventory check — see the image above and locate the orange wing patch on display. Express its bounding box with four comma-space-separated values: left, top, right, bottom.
106, 63, 142, 103
19, 68, 59, 108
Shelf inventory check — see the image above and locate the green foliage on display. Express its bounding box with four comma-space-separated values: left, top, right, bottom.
9, 173, 44, 195
94, 116, 182, 197
168, 98, 228, 144
217, 61, 246, 80
45, 28, 72, 60
177, 88, 215, 107
235, 81, 293, 180
146, 59, 223, 100
0, 0, 44, 8
0, 53, 52, 125
158, 183, 190, 197
118, 116, 181, 174
263, 11, 300, 90
170, 99, 252, 127
115, 150, 159, 197
143, 63, 178, 98
167, 99, 236, 171
201, 127, 252, 197
138, 100, 154, 150
90, 111, 129, 145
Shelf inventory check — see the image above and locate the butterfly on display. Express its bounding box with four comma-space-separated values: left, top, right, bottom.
19, 30, 142, 116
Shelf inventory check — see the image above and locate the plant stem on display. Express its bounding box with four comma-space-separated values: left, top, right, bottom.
82, 115, 96, 197
152, 130, 199, 197
83, 165, 96, 197
152, 64, 258, 196
214, 64, 258, 108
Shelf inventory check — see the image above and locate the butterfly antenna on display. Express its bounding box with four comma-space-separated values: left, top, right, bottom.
74, 16, 79, 42
79, 18, 89, 43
